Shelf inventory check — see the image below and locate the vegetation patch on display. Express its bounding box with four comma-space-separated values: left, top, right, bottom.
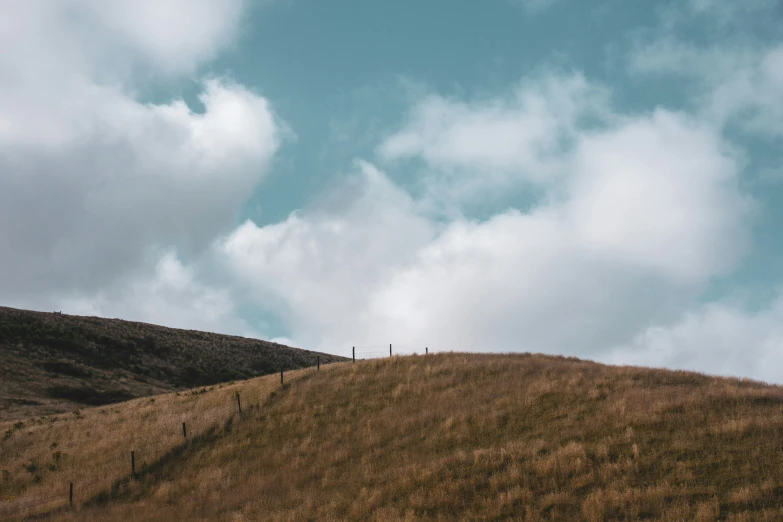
45, 386, 136, 406
40, 361, 92, 378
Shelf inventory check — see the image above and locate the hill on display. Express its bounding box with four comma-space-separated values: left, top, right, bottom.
2, 353, 782, 521
0, 306, 345, 421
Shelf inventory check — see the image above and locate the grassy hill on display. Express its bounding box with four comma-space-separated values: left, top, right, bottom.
0, 306, 345, 421
2, 352, 783, 521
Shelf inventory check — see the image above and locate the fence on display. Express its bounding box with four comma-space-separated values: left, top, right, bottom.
326, 343, 431, 361
0, 344, 432, 519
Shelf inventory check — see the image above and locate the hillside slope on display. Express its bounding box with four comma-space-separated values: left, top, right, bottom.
0, 306, 345, 421
10, 353, 782, 521
0, 365, 327, 520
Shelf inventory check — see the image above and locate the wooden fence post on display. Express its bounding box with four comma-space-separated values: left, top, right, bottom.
69, 482, 73, 507
236, 392, 242, 413
352, 346, 355, 363
280, 370, 284, 385
317, 356, 320, 371
426, 346, 428, 355
390, 343, 392, 357
131, 451, 135, 478
182, 422, 187, 439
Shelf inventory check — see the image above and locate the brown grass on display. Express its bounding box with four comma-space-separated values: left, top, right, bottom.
0, 364, 332, 519
3, 352, 783, 521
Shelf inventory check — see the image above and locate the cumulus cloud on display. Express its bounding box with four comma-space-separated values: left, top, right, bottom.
220, 80, 753, 366
1, 0, 776, 385
84, 0, 247, 74
51, 252, 256, 337
0, 0, 247, 79
0, 1, 282, 328
219, 161, 436, 349
364, 111, 750, 353
379, 72, 611, 209
566, 110, 752, 282
604, 291, 783, 384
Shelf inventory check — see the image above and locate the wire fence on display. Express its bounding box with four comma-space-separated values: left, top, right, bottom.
0, 344, 432, 519
325, 343, 431, 361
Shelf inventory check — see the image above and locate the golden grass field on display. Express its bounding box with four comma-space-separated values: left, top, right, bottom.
0, 365, 327, 520
2, 352, 783, 521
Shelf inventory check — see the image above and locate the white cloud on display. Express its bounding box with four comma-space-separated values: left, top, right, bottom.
708, 46, 783, 136
48, 252, 257, 337
629, 3, 783, 137
632, 41, 783, 135
380, 72, 609, 175
85, 0, 247, 74
363, 111, 750, 353
605, 2, 783, 383
0, 0, 247, 79
220, 160, 436, 348
379, 72, 611, 209
221, 91, 753, 366
363, 208, 667, 354
0, 2, 283, 316
566, 110, 752, 282
0, 77, 281, 298
604, 291, 783, 384
0, 0, 775, 386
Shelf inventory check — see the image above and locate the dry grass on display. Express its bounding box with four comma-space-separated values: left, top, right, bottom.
0, 364, 332, 519
3, 352, 783, 521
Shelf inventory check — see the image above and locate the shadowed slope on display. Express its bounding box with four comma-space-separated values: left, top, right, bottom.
0, 306, 345, 421
44, 353, 783, 521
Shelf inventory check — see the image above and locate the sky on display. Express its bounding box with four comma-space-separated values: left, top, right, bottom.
1, 0, 783, 382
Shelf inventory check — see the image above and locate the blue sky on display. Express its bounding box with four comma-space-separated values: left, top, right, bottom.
2, 0, 783, 382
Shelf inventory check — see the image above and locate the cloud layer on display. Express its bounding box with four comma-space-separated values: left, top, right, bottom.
606, 292, 783, 383
2, 0, 782, 383
0, 1, 281, 332
224, 90, 753, 362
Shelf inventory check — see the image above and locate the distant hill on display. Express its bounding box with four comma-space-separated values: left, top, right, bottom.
0, 306, 345, 420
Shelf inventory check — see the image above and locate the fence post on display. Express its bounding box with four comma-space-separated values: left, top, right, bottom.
426, 346, 428, 355
280, 369, 284, 385
390, 343, 392, 357
236, 392, 242, 413
352, 346, 355, 363
317, 356, 320, 371
69, 482, 73, 507
182, 422, 187, 439
131, 451, 135, 478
